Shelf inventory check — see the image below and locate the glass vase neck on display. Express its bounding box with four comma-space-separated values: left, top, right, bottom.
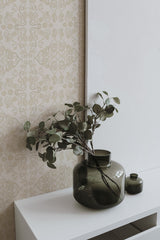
87, 149, 111, 167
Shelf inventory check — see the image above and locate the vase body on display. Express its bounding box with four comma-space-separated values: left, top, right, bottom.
73, 150, 125, 209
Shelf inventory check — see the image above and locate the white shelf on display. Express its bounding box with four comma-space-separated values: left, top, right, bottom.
15, 168, 160, 240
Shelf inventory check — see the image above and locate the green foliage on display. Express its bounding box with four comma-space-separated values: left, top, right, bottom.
24, 91, 120, 169
39, 121, 45, 129
47, 162, 56, 169
73, 145, 83, 156
49, 133, 60, 143
113, 97, 120, 104
103, 91, 108, 96
24, 121, 31, 132
93, 104, 102, 114
84, 130, 92, 140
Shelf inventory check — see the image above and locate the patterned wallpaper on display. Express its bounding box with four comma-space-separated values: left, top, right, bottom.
0, 0, 84, 239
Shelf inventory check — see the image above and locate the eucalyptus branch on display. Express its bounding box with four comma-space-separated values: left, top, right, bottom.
24, 91, 120, 168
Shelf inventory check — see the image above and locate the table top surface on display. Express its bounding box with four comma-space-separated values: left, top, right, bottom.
15, 168, 160, 240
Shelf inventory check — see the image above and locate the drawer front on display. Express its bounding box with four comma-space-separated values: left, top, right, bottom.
126, 226, 160, 240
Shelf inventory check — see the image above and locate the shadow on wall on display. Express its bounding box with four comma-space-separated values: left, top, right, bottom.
0, 203, 15, 240
0, 121, 27, 240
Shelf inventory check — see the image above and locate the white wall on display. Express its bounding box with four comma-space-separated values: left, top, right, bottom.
86, 0, 160, 173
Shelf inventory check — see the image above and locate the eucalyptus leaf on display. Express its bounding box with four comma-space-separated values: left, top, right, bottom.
65, 114, 73, 121
49, 134, 61, 144
56, 131, 63, 137
84, 130, 92, 140
87, 123, 91, 130
58, 141, 67, 149
46, 147, 56, 163
68, 122, 77, 134
105, 105, 114, 114
85, 105, 89, 109
42, 153, 47, 162
93, 104, 102, 114
27, 136, 36, 145
105, 98, 110, 105
87, 115, 93, 124
78, 122, 87, 132
58, 120, 70, 131
99, 111, 107, 121
53, 155, 56, 163
113, 97, 120, 104
24, 121, 31, 132
103, 91, 108, 96
38, 152, 47, 162
38, 152, 44, 159
97, 92, 103, 99
65, 109, 72, 116
74, 105, 84, 112
47, 162, 56, 169
106, 112, 114, 118
65, 103, 73, 107
73, 102, 80, 106
39, 121, 45, 129
73, 146, 83, 156
26, 143, 32, 151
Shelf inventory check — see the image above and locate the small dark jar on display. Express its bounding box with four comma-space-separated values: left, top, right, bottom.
125, 173, 143, 194
73, 150, 125, 209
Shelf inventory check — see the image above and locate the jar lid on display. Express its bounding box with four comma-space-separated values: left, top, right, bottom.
130, 173, 138, 180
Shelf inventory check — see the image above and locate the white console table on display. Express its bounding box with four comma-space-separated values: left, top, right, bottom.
14, 168, 160, 240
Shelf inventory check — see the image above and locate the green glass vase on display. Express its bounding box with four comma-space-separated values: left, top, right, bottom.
73, 150, 125, 209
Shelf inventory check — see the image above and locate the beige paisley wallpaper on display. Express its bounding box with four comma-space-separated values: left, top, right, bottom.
0, 0, 85, 239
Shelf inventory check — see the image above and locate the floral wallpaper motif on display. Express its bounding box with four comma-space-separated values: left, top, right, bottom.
0, 0, 84, 239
